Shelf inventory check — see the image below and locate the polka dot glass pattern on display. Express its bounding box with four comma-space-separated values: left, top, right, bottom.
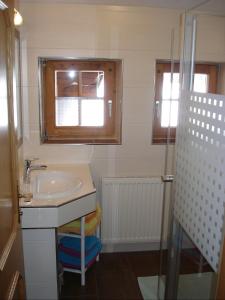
174, 91, 225, 272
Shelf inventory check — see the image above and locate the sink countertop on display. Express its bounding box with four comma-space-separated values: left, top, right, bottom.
19, 163, 96, 208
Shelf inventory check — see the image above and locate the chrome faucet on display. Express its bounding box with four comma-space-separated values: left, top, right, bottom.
24, 158, 47, 184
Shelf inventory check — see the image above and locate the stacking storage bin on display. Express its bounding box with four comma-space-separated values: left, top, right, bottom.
59, 236, 101, 269
58, 203, 101, 286
59, 203, 101, 236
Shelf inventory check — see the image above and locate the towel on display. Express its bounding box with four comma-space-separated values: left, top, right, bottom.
59, 235, 99, 252
58, 236, 102, 269
58, 203, 101, 236
62, 256, 98, 270
59, 235, 99, 258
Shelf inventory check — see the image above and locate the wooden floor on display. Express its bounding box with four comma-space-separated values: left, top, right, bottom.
60, 251, 161, 300
60, 249, 213, 300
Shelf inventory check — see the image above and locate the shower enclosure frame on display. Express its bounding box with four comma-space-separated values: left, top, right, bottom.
160, 6, 225, 300
157, 11, 198, 299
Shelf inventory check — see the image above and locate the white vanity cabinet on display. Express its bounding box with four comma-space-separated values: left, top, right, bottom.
20, 164, 96, 300
22, 228, 59, 300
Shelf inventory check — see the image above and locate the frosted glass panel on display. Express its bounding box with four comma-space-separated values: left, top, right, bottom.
56, 98, 104, 127
174, 91, 225, 271
56, 98, 79, 126
81, 99, 104, 126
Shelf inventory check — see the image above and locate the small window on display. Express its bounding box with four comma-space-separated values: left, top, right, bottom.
39, 59, 122, 144
152, 62, 218, 144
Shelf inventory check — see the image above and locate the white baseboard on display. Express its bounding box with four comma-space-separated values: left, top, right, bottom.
101, 240, 166, 253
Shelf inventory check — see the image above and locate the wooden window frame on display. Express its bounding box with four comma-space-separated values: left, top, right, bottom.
39, 58, 122, 144
152, 61, 218, 144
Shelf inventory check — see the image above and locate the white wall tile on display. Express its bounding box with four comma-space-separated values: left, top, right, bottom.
195, 15, 225, 61
23, 131, 93, 163
20, 3, 225, 208
22, 86, 40, 131
122, 52, 156, 87
123, 87, 154, 123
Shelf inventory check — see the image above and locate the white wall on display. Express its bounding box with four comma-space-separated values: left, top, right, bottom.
19, 3, 225, 194
20, 3, 182, 198
195, 14, 225, 62
18, 5, 225, 252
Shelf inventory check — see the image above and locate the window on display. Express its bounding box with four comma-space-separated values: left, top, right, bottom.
40, 59, 122, 144
152, 62, 218, 144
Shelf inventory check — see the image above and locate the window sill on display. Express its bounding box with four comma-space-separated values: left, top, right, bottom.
41, 136, 121, 145
152, 138, 175, 145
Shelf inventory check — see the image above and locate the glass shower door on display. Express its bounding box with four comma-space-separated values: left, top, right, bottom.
162, 4, 225, 299
158, 12, 211, 300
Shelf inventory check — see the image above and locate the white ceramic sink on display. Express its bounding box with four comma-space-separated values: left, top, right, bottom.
31, 170, 82, 200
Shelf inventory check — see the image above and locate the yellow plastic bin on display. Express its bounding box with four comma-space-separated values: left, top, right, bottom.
58, 203, 101, 236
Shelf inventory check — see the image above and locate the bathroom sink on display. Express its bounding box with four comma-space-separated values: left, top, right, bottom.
31, 170, 82, 200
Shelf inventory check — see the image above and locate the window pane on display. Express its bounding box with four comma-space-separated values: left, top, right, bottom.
161, 100, 178, 127
55, 70, 104, 98
193, 74, 208, 93
162, 73, 180, 100
81, 99, 104, 126
56, 97, 79, 126
160, 73, 208, 128
56, 71, 79, 97
80, 71, 104, 98
97, 74, 104, 98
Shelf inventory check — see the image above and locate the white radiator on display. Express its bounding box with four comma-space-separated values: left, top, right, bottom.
101, 177, 164, 249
